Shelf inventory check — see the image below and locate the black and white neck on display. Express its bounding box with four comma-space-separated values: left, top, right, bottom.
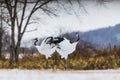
34, 38, 38, 46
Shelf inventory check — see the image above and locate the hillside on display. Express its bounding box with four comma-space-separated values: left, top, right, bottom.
80, 24, 120, 48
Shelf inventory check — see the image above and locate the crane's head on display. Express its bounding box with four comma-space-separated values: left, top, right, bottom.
33, 38, 38, 46
45, 36, 53, 44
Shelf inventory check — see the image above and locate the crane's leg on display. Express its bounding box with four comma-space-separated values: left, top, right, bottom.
45, 59, 48, 69
53, 59, 56, 71
52, 59, 55, 70
64, 59, 67, 70
51, 58, 54, 70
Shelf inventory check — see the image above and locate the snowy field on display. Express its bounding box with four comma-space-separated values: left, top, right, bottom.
0, 69, 120, 80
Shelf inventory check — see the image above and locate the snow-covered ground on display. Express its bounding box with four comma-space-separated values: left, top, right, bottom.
0, 69, 120, 80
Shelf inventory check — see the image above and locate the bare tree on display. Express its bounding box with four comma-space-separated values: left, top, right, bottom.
0, 1, 11, 59
0, 27, 3, 59
0, 2, 4, 59
0, 0, 56, 65
0, 21, 3, 59
0, 0, 111, 65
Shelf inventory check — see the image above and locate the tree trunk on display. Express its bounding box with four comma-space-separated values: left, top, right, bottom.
14, 32, 22, 63
0, 6, 3, 59
15, 43, 20, 63
0, 29, 2, 59
9, 20, 16, 65
9, 45, 14, 66
10, 40, 15, 66
15, 49, 19, 63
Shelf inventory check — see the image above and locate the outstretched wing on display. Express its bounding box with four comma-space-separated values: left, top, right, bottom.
56, 38, 78, 59
36, 39, 56, 58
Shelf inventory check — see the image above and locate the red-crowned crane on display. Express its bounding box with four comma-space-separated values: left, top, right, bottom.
34, 38, 56, 59
34, 32, 79, 70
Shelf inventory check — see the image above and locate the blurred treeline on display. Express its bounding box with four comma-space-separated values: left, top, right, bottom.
1, 28, 120, 70
1, 43, 120, 70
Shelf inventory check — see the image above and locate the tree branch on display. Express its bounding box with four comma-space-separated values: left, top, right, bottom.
20, 0, 39, 38
2, 18, 11, 26
40, 7, 57, 16
33, 0, 53, 12
25, 28, 37, 33
27, 22, 38, 25
19, 0, 27, 28
17, 0, 41, 4
4, 0, 12, 18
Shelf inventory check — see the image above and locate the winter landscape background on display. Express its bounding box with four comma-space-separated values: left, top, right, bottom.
1, 0, 120, 80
